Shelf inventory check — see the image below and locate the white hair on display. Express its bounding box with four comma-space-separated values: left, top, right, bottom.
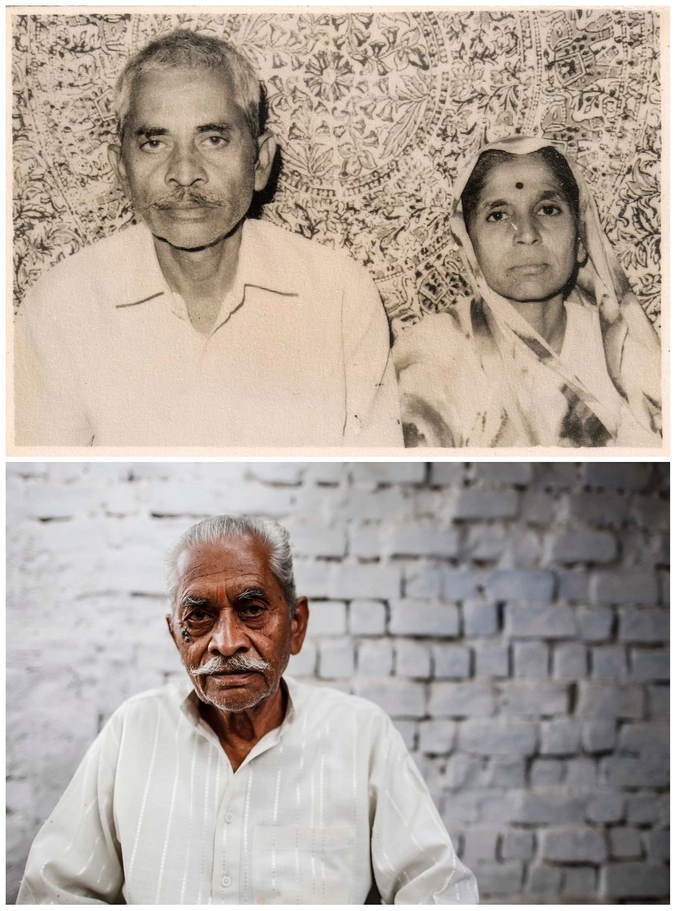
113, 28, 262, 140
165, 515, 296, 615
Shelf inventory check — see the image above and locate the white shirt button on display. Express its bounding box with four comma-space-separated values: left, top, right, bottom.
221, 875, 232, 887
225, 812, 233, 823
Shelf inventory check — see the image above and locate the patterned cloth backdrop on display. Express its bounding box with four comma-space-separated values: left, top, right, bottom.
12, 10, 662, 333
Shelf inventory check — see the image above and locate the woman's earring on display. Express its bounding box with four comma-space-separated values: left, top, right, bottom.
576, 237, 587, 265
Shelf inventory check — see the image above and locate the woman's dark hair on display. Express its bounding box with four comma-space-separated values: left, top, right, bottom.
461, 146, 580, 232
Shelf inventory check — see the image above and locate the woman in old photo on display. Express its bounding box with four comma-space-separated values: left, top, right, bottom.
393, 136, 662, 448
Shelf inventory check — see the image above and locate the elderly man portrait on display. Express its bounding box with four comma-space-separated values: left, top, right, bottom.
16, 515, 477, 904
14, 28, 402, 449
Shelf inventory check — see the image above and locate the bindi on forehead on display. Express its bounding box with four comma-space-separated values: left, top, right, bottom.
515, 181, 524, 189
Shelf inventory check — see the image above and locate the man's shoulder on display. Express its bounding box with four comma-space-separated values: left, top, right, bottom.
109, 681, 188, 726
248, 219, 370, 281
22, 224, 150, 308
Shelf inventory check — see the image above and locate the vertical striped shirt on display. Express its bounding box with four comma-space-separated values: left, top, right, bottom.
17, 677, 478, 904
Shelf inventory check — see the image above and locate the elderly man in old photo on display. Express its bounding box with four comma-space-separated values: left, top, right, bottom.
14, 29, 401, 448
17, 515, 477, 904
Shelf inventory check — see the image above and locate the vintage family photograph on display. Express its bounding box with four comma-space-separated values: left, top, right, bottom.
8, 8, 667, 455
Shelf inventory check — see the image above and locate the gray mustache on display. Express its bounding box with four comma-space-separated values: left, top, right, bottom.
146, 190, 225, 210
190, 654, 270, 677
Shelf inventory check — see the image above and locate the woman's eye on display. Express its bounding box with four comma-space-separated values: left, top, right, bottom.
538, 203, 562, 216
485, 211, 507, 223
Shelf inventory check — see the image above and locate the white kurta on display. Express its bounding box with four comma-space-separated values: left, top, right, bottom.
17, 677, 478, 905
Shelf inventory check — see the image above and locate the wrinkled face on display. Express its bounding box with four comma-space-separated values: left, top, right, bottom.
467, 155, 583, 306
171, 536, 306, 713
110, 66, 273, 251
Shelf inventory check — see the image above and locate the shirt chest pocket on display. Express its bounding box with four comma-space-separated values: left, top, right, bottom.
253, 825, 355, 904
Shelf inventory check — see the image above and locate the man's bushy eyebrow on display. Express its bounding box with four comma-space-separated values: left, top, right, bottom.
235, 588, 266, 602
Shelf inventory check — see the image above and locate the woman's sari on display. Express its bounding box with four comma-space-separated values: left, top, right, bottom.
393, 136, 662, 448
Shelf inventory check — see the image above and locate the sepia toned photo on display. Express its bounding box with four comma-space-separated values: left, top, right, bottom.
9, 8, 667, 454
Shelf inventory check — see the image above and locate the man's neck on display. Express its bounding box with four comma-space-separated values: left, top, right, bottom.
200, 681, 287, 772
153, 225, 244, 337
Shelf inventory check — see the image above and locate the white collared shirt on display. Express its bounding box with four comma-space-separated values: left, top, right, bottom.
17, 677, 477, 905
14, 220, 402, 449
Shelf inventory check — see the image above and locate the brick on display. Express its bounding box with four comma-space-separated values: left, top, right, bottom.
473, 643, 509, 678
547, 530, 616, 564
658, 570, 669, 605
510, 531, 542, 567
647, 684, 669, 719
501, 829, 534, 861
404, 564, 444, 598
395, 639, 431, 678
541, 719, 581, 755
591, 570, 658, 606
286, 523, 346, 558
318, 638, 354, 678
348, 524, 380, 559
484, 570, 554, 601
462, 827, 499, 864
452, 489, 519, 520
583, 463, 652, 490
558, 570, 589, 602
563, 866, 596, 899
626, 793, 668, 826
357, 639, 393, 676
633, 495, 670, 532
525, 864, 563, 896
577, 683, 644, 719
429, 682, 495, 717
247, 463, 305, 485
601, 862, 669, 899
385, 524, 459, 557
505, 603, 575, 638
530, 758, 564, 786
418, 720, 456, 754
441, 570, 484, 600
429, 463, 464, 485
553, 642, 587, 679
645, 830, 670, 861
512, 641, 548, 678
464, 526, 507, 561
473, 463, 533, 484
514, 790, 588, 824
306, 601, 347, 636
498, 681, 569, 717
24, 484, 100, 520
350, 463, 426, 484
432, 644, 470, 679
303, 463, 347, 485
390, 601, 459, 637
353, 678, 425, 718
334, 487, 408, 521
565, 756, 596, 787
618, 607, 669, 642
475, 861, 523, 895
575, 606, 613, 641
608, 827, 643, 860
581, 720, 616, 753
592, 645, 628, 679
330, 562, 401, 599
601, 755, 669, 788
286, 641, 317, 676
586, 790, 624, 824
522, 490, 554, 526
531, 463, 579, 488
349, 600, 386, 635
567, 491, 629, 526
462, 601, 497, 636
618, 723, 669, 757
484, 758, 526, 788
458, 720, 537, 756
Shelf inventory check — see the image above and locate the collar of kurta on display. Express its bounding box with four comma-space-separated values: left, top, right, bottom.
113, 218, 300, 330
179, 675, 298, 735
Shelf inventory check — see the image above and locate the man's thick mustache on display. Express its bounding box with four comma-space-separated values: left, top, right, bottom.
143, 191, 225, 210
190, 654, 270, 677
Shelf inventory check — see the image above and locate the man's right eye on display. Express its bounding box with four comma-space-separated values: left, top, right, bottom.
140, 138, 165, 151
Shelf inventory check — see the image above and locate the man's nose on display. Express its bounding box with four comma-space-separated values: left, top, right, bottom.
513, 213, 540, 244
165, 143, 207, 187
208, 611, 249, 656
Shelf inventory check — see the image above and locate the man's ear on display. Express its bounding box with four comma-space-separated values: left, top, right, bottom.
108, 144, 130, 195
253, 131, 277, 193
290, 597, 309, 656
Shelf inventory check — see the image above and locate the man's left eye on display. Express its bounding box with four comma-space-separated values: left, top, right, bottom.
203, 135, 227, 147
239, 605, 265, 618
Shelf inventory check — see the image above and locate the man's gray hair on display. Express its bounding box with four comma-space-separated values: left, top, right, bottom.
114, 28, 262, 141
166, 515, 297, 614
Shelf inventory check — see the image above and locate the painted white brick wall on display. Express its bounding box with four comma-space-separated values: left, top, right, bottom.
6, 461, 670, 903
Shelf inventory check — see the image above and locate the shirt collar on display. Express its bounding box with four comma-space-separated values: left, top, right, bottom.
178, 674, 298, 734
114, 219, 300, 318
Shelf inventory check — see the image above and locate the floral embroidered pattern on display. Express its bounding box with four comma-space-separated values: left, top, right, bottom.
12, 11, 661, 332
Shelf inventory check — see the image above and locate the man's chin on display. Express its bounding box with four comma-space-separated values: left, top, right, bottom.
146, 217, 244, 253
199, 677, 272, 713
